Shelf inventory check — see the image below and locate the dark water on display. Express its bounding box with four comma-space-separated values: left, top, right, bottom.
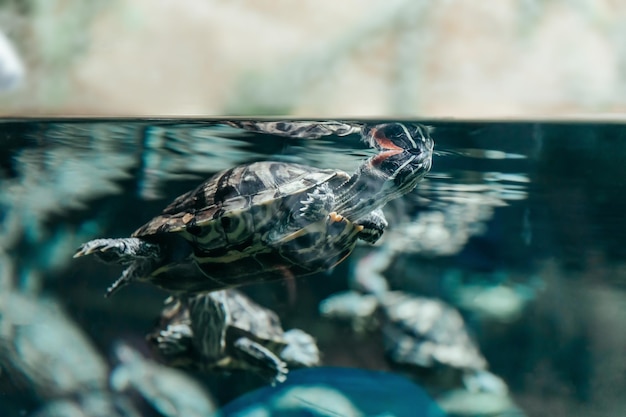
1, 119, 626, 417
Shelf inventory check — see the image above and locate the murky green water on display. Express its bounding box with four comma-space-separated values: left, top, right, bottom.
1, 119, 625, 417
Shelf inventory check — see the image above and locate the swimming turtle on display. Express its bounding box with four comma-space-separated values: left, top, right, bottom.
147, 289, 320, 383
74, 122, 433, 297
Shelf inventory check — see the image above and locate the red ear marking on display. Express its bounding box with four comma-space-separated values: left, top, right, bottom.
373, 129, 404, 151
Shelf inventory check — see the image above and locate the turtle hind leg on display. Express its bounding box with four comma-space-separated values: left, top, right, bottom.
74, 237, 160, 264
355, 208, 388, 244
104, 257, 158, 298
233, 337, 288, 384
105, 273, 130, 298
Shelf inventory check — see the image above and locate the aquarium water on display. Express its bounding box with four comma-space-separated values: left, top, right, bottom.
1, 119, 625, 417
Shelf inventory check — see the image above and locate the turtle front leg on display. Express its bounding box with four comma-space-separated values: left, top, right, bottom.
233, 337, 288, 384
298, 183, 335, 223
74, 238, 160, 264
152, 322, 193, 357
355, 208, 388, 244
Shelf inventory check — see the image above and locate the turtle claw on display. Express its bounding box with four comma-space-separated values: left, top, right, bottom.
280, 329, 321, 368
354, 208, 387, 244
100, 244, 114, 252
74, 238, 126, 260
273, 365, 288, 385
299, 184, 334, 222
74, 238, 160, 264
74, 241, 104, 258
233, 337, 288, 384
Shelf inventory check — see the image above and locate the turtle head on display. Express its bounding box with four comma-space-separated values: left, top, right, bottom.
362, 123, 433, 194
337, 123, 433, 220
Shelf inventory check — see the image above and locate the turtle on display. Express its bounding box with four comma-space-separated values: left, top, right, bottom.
318, 251, 521, 410
319, 249, 489, 387
146, 289, 320, 384
74, 122, 434, 297
320, 290, 523, 414
320, 290, 488, 376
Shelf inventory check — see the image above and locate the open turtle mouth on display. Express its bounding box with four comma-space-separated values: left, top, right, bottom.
370, 127, 406, 152
368, 127, 405, 165
365, 123, 433, 167
366, 123, 432, 150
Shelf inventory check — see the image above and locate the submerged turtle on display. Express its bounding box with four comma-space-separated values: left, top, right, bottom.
320, 290, 488, 378
320, 250, 488, 389
147, 289, 320, 383
318, 252, 523, 416
320, 290, 525, 415
74, 122, 433, 297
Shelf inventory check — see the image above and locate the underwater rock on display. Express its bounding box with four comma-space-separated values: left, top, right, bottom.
0, 291, 108, 398
110, 342, 217, 417
214, 367, 445, 417
30, 392, 142, 417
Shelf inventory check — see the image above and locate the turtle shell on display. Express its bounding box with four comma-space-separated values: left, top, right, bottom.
130, 161, 358, 292
192, 290, 287, 350
132, 161, 348, 242
378, 292, 487, 372
150, 290, 320, 381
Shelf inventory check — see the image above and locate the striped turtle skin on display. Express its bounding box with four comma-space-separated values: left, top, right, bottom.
74, 122, 433, 296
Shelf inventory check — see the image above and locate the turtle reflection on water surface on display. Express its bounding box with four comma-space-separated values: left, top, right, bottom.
147, 289, 320, 384
74, 122, 433, 297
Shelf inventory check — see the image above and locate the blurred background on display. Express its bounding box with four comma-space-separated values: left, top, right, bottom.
0, 0, 626, 117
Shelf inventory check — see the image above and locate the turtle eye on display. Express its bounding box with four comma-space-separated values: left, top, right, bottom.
377, 123, 406, 141
186, 223, 202, 236
221, 216, 232, 230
